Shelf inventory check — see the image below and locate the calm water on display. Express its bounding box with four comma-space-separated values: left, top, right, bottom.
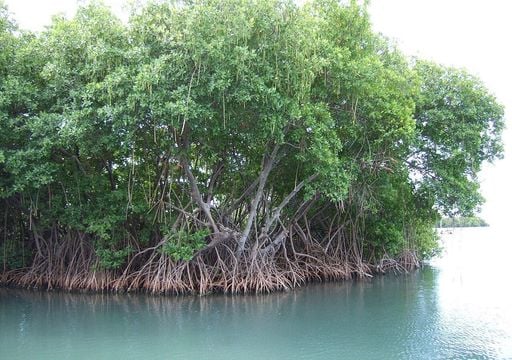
1, 227, 511, 360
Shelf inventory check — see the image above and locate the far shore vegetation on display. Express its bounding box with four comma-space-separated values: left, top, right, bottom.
438, 216, 489, 228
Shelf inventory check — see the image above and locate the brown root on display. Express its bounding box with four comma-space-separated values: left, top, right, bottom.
0, 234, 421, 295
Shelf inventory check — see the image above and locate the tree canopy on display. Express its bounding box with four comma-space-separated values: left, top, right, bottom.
0, 0, 504, 293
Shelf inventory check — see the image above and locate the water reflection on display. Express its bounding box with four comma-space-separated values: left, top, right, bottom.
1, 227, 511, 359
433, 227, 512, 359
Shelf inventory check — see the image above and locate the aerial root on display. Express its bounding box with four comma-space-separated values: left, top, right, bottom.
0, 240, 420, 294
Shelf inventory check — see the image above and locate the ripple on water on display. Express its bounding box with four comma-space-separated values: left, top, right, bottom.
1, 228, 512, 359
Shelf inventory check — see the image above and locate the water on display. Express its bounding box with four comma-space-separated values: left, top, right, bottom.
1, 227, 511, 359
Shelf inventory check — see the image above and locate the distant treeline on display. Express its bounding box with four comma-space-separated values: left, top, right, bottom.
438, 217, 489, 228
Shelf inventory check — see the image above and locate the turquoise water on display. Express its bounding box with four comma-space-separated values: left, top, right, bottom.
1, 227, 511, 359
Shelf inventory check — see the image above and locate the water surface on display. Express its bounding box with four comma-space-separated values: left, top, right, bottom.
1, 227, 511, 359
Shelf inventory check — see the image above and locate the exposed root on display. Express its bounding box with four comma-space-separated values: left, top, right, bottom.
0, 238, 420, 295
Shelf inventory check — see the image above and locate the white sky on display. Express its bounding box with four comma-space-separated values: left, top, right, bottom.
4, 0, 512, 226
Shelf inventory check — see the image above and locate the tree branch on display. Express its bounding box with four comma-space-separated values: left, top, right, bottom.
237, 142, 280, 254
180, 156, 220, 234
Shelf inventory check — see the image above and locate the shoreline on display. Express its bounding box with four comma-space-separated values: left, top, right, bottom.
0, 250, 419, 295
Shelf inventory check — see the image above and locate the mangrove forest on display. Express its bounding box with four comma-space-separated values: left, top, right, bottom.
0, 0, 504, 294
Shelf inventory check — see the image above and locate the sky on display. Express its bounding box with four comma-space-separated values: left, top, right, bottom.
4, 0, 512, 226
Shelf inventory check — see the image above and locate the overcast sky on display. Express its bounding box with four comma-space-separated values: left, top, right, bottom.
4, 0, 512, 226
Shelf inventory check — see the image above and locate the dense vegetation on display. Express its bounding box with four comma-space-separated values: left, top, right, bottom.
0, 0, 504, 293
438, 217, 489, 228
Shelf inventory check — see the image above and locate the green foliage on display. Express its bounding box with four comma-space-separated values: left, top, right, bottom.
409, 221, 441, 259
95, 245, 133, 270
412, 60, 504, 216
160, 229, 209, 262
